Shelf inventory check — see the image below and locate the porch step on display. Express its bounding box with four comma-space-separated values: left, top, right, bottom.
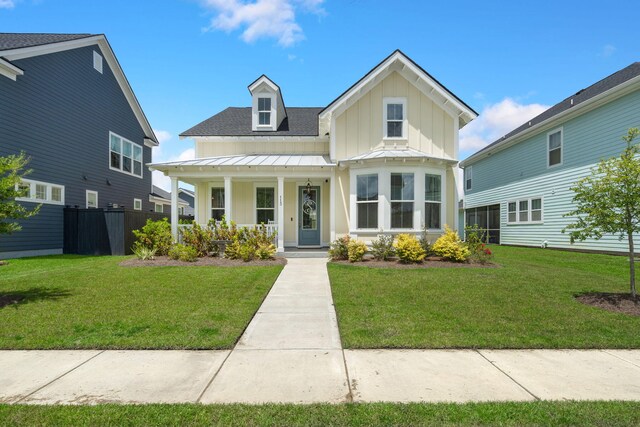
283, 249, 328, 259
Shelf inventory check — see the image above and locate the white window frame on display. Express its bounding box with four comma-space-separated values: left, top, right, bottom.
154, 203, 164, 213
506, 197, 544, 225
257, 96, 272, 127
15, 179, 65, 205
86, 190, 98, 209
109, 131, 143, 178
465, 166, 473, 191
547, 127, 563, 168
254, 184, 276, 224
390, 172, 415, 230
208, 185, 225, 221
356, 173, 379, 230
133, 198, 142, 211
383, 97, 407, 140
424, 173, 443, 231
93, 51, 103, 74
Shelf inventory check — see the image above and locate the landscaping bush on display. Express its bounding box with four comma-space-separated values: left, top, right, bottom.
180, 222, 214, 257
132, 218, 172, 255
370, 234, 395, 261
132, 245, 156, 261
328, 235, 350, 261
256, 242, 277, 260
209, 216, 238, 242
347, 239, 367, 262
432, 225, 470, 262
394, 233, 426, 263
464, 224, 486, 252
223, 224, 277, 261
419, 225, 436, 256
168, 244, 198, 262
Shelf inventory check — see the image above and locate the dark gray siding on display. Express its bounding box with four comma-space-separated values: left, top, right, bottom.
179, 192, 194, 208
0, 45, 154, 254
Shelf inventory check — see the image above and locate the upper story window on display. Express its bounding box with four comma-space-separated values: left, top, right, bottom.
465, 166, 473, 191
383, 98, 407, 139
258, 97, 272, 126
16, 179, 64, 205
110, 132, 143, 178
548, 128, 563, 167
390, 173, 414, 229
356, 174, 378, 229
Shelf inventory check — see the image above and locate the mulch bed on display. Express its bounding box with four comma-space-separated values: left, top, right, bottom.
120, 256, 287, 267
331, 256, 498, 269
576, 292, 640, 317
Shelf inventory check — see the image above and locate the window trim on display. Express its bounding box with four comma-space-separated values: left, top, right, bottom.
547, 127, 563, 168
15, 179, 65, 205
133, 198, 142, 211
257, 97, 272, 127
109, 131, 143, 179
390, 172, 415, 230
86, 190, 98, 209
356, 173, 379, 230
383, 97, 407, 140
254, 184, 277, 224
506, 197, 544, 225
465, 166, 473, 191
208, 184, 225, 222
424, 173, 443, 231
154, 203, 164, 213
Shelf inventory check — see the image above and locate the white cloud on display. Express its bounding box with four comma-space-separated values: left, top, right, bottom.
0, 0, 15, 9
201, 0, 325, 47
460, 98, 550, 155
600, 44, 616, 58
152, 148, 195, 192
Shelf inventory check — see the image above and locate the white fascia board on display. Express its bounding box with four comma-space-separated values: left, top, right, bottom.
460, 76, 640, 167
191, 135, 328, 143
248, 75, 279, 93
0, 58, 23, 81
1, 35, 158, 146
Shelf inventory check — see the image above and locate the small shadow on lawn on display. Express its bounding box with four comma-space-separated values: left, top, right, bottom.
0, 287, 72, 309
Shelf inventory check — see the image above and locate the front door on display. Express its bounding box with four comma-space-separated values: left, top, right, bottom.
298, 186, 320, 246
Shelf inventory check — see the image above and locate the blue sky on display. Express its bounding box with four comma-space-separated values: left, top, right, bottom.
2, 0, 638, 190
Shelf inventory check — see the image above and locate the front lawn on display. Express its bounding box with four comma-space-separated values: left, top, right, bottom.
0, 255, 282, 349
329, 246, 640, 349
1, 402, 639, 426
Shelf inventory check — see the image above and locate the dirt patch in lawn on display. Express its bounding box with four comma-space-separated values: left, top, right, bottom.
331, 256, 498, 269
576, 292, 640, 317
120, 256, 287, 267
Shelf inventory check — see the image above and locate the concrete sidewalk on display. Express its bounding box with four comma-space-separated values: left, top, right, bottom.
1, 258, 640, 404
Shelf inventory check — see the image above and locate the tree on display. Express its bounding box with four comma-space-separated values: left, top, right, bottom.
0, 152, 40, 236
563, 128, 640, 298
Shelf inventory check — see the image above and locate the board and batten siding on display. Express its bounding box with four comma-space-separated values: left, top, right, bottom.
195, 139, 329, 158
466, 89, 640, 195
464, 86, 640, 252
334, 71, 455, 161
0, 45, 153, 256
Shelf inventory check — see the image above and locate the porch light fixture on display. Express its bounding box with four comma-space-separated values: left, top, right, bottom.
305, 179, 312, 196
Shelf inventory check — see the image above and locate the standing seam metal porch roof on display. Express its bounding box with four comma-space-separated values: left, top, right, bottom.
149, 154, 335, 169
342, 147, 457, 163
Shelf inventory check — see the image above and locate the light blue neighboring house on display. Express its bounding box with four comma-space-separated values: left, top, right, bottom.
460, 62, 640, 253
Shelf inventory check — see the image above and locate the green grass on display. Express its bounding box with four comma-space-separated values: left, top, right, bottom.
1, 402, 639, 426
0, 255, 282, 349
329, 246, 640, 349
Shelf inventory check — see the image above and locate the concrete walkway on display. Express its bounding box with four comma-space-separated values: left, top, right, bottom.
2, 258, 640, 404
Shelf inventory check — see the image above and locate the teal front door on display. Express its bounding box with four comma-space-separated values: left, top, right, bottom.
298, 186, 320, 246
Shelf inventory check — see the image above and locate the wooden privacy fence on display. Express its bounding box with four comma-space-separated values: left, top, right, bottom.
63, 208, 193, 256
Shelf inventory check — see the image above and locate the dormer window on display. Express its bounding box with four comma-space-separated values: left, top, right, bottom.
258, 97, 272, 126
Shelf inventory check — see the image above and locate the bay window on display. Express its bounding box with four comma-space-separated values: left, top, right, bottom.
391, 173, 414, 229
424, 174, 441, 229
356, 174, 378, 229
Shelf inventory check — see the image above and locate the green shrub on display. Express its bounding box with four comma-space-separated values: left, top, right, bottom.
432, 225, 470, 262
222, 224, 277, 261
132, 245, 156, 261
168, 244, 198, 262
419, 225, 436, 256
256, 242, 277, 260
370, 234, 395, 261
394, 233, 426, 263
180, 222, 214, 257
464, 224, 486, 253
209, 216, 238, 241
347, 239, 367, 262
471, 243, 494, 264
132, 218, 172, 255
328, 235, 350, 261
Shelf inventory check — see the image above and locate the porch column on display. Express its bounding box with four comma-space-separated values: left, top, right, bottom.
170, 176, 179, 241
193, 184, 199, 224
277, 176, 284, 253
330, 171, 336, 243
224, 176, 232, 221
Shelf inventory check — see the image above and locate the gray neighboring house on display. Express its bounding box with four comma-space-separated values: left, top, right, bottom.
0, 33, 159, 258
178, 188, 195, 216
150, 185, 191, 216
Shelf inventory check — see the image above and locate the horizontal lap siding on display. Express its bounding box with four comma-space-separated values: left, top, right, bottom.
466, 163, 639, 252
0, 45, 153, 254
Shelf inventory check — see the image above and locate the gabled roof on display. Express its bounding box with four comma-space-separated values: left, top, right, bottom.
178, 187, 195, 197
319, 49, 478, 127
151, 186, 189, 205
0, 33, 95, 50
0, 33, 158, 145
461, 62, 640, 166
180, 107, 322, 137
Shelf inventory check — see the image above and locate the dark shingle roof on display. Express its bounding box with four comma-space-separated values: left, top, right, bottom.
0, 33, 96, 51
151, 186, 190, 204
180, 107, 322, 137
470, 62, 640, 159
